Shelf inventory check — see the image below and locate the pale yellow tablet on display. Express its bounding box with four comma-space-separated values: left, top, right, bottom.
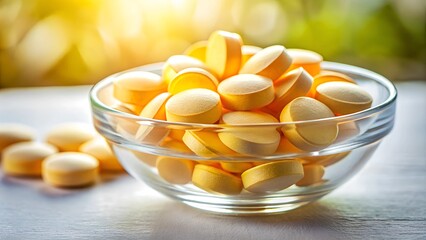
42, 152, 99, 188
239, 45, 292, 81
280, 97, 337, 151
0, 123, 36, 154
220, 162, 253, 174
315, 81, 373, 115
2, 142, 57, 177
113, 71, 166, 106
241, 45, 262, 66
241, 160, 304, 193
218, 111, 280, 155
165, 88, 222, 124
162, 55, 213, 83
286, 49, 323, 76
79, 137, 123, 172
307, 70, 356, 97
218, 74, 274, 110
168, 67, 218, 94
268, 67, 313, 112
183, 41, 208, 62
192, 164, 243, 195
296, 164, 325, 186
46, 123, 97, 152
206, 30, 243, 80
136, 92, 171, 145
156, 156, 195, 184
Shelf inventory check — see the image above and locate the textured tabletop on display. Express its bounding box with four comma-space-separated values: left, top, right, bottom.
0, 82, 425, 240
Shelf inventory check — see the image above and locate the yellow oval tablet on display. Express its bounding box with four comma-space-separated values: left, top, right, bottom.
268, 67, 313, 112
168, 67, 219, 94
0, 123, 36, 153
241, 45, 262, 66
296, 164, 325, 186
2, 142, 57, 177
187, 131, 235, 155
307, 70, 356, 97
286, 49, 323, 76
182, 131, 216, 157
239, 45, 292, 81
302, 151, 350, 167
121, 103, 144, 115
315, 81, 373, 115
46, 123, 97, 152
206, 30, 243, 80
79, 137, 123, 172
112, 104, 140, 137
42, 152, 99, 188
113, 71, 166, 106
156, 156, 195, 184
165, 88, 222, 124
136, 92, 171, 145
220, 162, 253, 174
275, 136, 302, 154
183, 41, 207, 62
218, 111, 280, 156
218, 74, 275, 110
280, 97, 338, 151
182, 131, 235, 157
192, 164, 243, 195
162, 55, 213, 83
241, 160, 304, 193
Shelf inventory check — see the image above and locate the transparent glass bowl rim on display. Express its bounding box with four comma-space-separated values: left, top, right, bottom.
90, 61, 397, 128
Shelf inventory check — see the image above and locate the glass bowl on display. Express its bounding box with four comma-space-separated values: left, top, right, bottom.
90, 62, 397, 215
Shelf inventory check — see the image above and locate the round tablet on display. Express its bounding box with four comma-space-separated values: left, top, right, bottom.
113, 71, 166, 106
185, 130, 236, 156
241, 160, 304, 193
241, 45, 262, 66
46, 123, 97, 152
275, 136, 302, 154
165, 88, 222, 124
0, 123, 36, 153
280, 97, 338, 151
79, 137, 123, 172
121, 103, 144, 115
156, 156, 195, 184
218, 74, 275, 110
168, 67, 219, 94
162, 55, 213, 83
218, 111, 280, 155
302, 151, 350, 167
112, 104, 140, 137
192, 164, 243, 195
42, 152, 99, 187
315, 81, 373, 115
307, 70, 356, 97
286, 49, 323, 76
182, 131, 216, 157
136, 92, 171, 144
267, 67, 313, 112
239, 45, 292, 81
206, 30, 243, 80
2, 142, 57, 177
296, 164, 325, 186
183, 41, 207, 62
220, 162, 253, 174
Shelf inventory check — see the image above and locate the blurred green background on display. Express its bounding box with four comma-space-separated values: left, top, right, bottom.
0, 0, 424, 87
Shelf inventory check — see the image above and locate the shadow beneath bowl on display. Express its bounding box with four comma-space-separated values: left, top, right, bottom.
108, 193, 350, 239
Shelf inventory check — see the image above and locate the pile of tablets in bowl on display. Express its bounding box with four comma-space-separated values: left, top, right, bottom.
109, 30, 373, 195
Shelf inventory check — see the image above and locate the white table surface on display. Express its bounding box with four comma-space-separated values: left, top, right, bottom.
0, 82, 425, 240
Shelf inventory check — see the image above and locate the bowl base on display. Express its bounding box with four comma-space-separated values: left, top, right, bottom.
149, 181, 332, 215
